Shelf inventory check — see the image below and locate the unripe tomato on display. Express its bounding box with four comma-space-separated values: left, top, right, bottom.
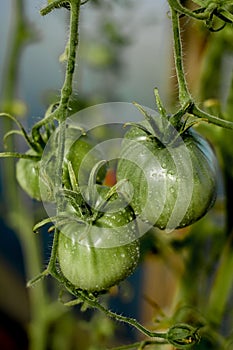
16, 134, 106, 201
62, 136, 107, 189
16, 151, 43, 201
117, 121, 218, 230
16, 149, 58, 202
58, 186, 140, 292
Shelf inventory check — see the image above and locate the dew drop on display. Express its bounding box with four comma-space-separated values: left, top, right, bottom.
168, 169, 175, 176
164, 228, 174, 234
170, 187, 175, 194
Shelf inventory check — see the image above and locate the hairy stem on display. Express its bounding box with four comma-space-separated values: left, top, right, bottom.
67, 292, 168, 340
51, 0, 81, 268
170, 7, 192, 105
58, 0, 81, 122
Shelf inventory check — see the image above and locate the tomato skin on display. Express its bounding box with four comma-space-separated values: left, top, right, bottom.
16, 153, 42, 201
16, 154, 55, 202
58, 187, 140, 292
63, 136, 107, 189
58, 234, 139, 292
117, 122, 218, 230
16, 134, 106, 201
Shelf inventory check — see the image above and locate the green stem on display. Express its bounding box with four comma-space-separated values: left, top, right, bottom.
32, 0, 81, 140
67, 292, 168, 341
47, 229, 60, 276
191, 104, 233, 130
51, 0, 81, 268
58, 0, 81, 122
169, 6, 233, 130
0, 152, 40, 160
170, 7, 192, 105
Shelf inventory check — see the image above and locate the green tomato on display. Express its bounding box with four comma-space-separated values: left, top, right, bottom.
16, 152, 42, 201
16, 150, 57, 202
16, 134, 106, 201
58, 186, 140, 292
117, 121, 218, 230
63, 136, 107, 189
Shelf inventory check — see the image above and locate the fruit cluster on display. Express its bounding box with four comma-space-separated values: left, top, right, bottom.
13, 103, 218, 293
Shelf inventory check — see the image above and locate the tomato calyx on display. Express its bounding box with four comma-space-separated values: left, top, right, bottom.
62, 129, 107, 190
60, 160, 131, 225
0, 108, 58, 158
117, 91, 218, 230
127, 90, 206, 148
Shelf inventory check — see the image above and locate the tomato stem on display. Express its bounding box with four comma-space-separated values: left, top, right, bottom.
170, 7, 192, 106
64, 290, 200, 348
52, 0, 81, 221
0, 152, 40, 160
169, 6, 233, 131
191, 104, 233, 130
67, 291, 169, 340
47, 229, 61, 275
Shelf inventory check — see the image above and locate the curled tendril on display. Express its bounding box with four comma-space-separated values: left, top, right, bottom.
168, 0, 233, 31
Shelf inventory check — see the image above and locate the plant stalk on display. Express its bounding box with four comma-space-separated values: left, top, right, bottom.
170, 7, 192, 106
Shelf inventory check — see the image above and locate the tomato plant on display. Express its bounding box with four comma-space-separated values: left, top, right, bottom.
1, 0, 233, 349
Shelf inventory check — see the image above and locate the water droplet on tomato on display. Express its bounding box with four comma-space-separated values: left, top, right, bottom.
161, 163, 167, 169
170, 187, 175, 194
164, 228, 174, 234
168, 169, 175, 176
